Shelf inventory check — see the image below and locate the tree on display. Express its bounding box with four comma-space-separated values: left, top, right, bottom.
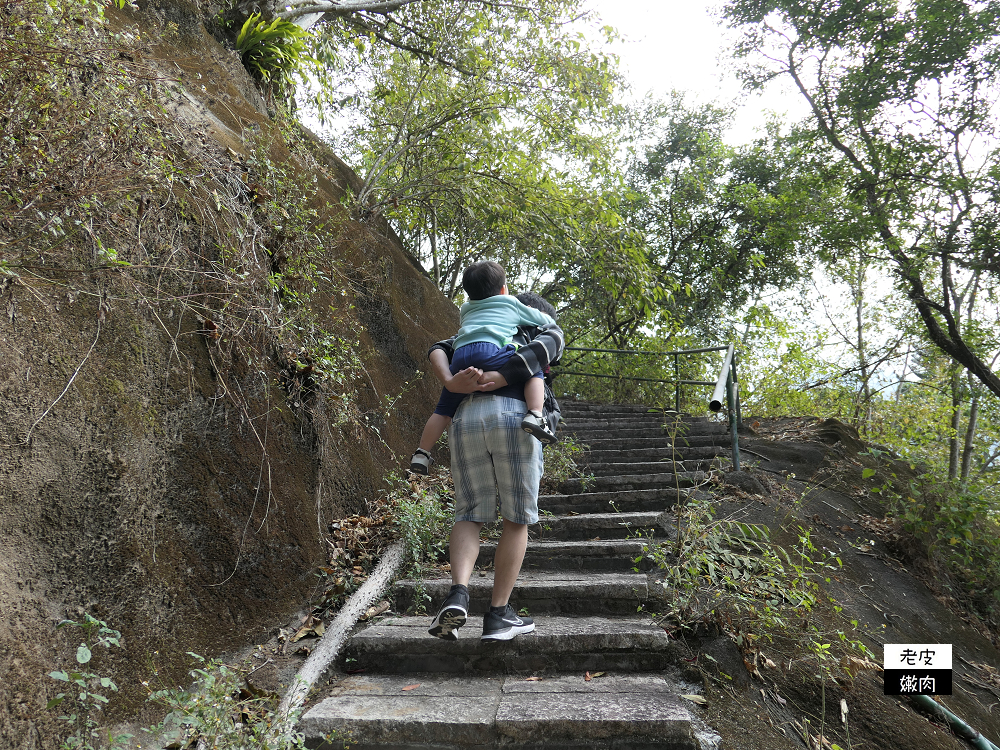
313, 0, 639, 298
723, 0, 1000, 398
612, 99, 845, 341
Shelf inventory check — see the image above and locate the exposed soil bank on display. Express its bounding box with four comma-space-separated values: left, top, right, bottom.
0, 1, 457, 746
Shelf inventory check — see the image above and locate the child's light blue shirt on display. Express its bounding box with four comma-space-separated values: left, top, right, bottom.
453, 295, 554, 350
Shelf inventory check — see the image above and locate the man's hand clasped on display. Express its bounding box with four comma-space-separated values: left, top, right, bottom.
444, 367, 507, 393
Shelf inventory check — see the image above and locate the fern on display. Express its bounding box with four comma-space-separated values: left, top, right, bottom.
235, 13, 312, 88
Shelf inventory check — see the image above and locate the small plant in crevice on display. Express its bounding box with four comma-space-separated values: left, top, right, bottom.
47, 615, 131, 750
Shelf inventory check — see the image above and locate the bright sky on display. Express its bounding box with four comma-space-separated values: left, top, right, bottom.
586, 0, 811, 142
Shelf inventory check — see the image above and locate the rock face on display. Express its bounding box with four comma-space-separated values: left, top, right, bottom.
0, 1, 457, 746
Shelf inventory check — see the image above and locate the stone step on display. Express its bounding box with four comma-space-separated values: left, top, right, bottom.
393, 572, 656, 616
585, 460, 718, 477
562, 412, 715, 424
538, 488, 692, 515
530, 511, 670, 541
341, 616, 678, 674
477, 539, 650, 573
300, 673, 698, 749
560, 400, 675, 414
557, 471, 708, 495
570, 435, 732, 450
582, 446, 728, 463
565, 424, 727, 440
561, 417, 680, 430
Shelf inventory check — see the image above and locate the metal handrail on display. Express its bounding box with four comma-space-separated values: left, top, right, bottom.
553, 343, 743, 470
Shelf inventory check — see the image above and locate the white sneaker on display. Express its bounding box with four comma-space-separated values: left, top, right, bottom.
520, 411, 557, 445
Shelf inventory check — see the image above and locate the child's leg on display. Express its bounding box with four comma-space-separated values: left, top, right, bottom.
519, 373, 557, 445
419, 413, 452, 452
524, 376, 545, 415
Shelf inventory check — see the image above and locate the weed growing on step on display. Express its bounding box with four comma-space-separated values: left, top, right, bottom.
390, 471, 453, 591
47, 615, 131, 750
540, 435, 594, 492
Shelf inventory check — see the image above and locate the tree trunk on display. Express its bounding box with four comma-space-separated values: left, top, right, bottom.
852, 257, 872, 427
948, 363, 961, 482
960, 376, 979, 489
430, 204, 439, 288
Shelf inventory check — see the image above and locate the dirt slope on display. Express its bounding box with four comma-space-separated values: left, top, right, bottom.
0, 1, 457, 746
695, 418, 1000, 749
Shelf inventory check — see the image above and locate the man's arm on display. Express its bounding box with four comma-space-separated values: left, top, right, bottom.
495, 321, 564, 386
428, 346, 497, 393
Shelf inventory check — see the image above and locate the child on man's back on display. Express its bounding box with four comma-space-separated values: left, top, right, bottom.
409, 261, 556, 475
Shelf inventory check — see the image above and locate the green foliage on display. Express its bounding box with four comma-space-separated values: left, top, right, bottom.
47, 615, 130, 750
646, 492, 872, 672
390, 472, 453, 579
236, 13, 312, 92
618, 103, 816, 335
862, 449, 1000, 617
540, 435, 593, 492
723, 0, 1000, 399
1, 0, 166, 269
308, 0, 645, 330
145, 653, 320, 750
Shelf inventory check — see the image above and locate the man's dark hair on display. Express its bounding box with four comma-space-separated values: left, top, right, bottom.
462, 261, 506, 300
516, 291, 557, 321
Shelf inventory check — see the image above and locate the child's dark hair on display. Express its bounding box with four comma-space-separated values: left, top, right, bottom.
516, 291, 557, 321
462, 261, 506, 300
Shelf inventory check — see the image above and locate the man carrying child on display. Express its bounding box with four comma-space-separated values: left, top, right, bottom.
421, 261, 564, 641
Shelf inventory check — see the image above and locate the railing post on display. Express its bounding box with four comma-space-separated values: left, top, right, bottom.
726, 369, 740, 472
731, 353, 742, 430
673, 353, 680, 413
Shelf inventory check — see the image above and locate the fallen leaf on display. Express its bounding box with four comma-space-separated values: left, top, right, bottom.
402, 684, 421, 691
589, 671, 607, 678
840, 656, 881, 674
681, 694, 708, 705
584, 672, 592, 682
525, 676, 542, 682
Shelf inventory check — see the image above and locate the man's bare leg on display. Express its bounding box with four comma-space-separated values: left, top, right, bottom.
449, 520, 484, 585
481, 519, 534, 640
490, 519, 528, 607
429, 520, 483, 640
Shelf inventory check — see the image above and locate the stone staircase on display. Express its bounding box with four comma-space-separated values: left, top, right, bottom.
300, 401, 732, 749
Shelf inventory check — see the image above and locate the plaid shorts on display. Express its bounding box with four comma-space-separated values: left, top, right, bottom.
450, 393, 542, 525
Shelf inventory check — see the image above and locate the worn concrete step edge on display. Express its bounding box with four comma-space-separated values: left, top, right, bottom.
568, 435, 733, 450
586, 460, 718, 477
342, 616, 681, 674
300, 673, 698, 749
477, 539, 651, 572
529, 511, 670, 541
582, 447, 728, 462
393, 573, 656, 616
558, 471, 707, 494
538, 487, 700, 515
